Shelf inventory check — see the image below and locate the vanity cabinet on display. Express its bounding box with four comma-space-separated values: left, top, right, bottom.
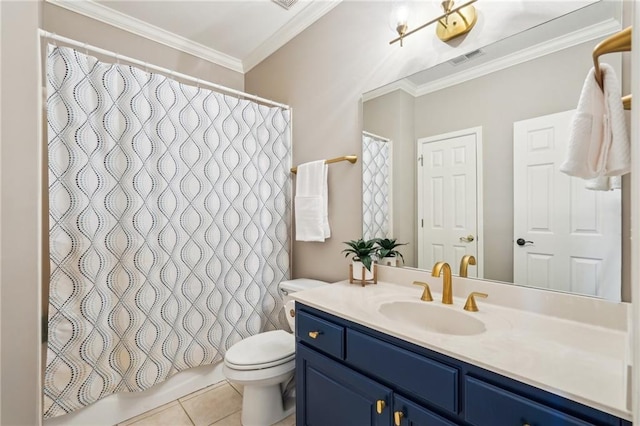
295, 304, 631, 426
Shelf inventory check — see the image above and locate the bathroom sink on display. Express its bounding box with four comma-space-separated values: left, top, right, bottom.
378, 301, 486, 336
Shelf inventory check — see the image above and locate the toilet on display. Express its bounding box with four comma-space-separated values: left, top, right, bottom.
223, 278, 328, 426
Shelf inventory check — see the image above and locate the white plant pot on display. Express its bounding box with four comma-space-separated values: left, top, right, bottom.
351, 260, 374, 281
380, 257, 399, 267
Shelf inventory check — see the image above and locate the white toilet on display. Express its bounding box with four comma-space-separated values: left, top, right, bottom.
223, 278, 328, 426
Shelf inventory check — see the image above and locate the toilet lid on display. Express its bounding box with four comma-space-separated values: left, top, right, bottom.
225, 330, 295, 370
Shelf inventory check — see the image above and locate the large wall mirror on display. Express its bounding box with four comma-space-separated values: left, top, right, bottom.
362, 0, 630, 301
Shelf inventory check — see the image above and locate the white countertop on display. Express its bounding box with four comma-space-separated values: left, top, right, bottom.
292, 280, 631, 420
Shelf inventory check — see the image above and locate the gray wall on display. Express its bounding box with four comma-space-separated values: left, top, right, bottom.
1, 2, 43, 424
246, 2, 446, 282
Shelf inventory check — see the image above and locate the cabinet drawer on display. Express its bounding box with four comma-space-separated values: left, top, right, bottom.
465, 376, 592, 426
296, 310, 345, 359
394, 395, 457, 426
346, 329, 458, 414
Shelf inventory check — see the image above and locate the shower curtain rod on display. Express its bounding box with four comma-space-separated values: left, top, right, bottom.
363, 130, 391, 142
39, 30, 291, 110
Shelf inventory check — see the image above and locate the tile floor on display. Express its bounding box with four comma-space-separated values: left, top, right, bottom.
117, 381, 295, 426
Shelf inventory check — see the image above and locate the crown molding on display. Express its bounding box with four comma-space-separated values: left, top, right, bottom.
413, 18, 621, 98
362, 79, 418, 102
45, 0, 244, 73
244, 0, 343, 72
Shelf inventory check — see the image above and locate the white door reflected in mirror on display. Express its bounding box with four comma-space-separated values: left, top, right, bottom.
417, 127, 482, 277
513, 111, 621, 301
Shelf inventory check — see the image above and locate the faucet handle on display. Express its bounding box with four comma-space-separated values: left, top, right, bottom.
464, 292, 488, 312
412, 281, 433, 302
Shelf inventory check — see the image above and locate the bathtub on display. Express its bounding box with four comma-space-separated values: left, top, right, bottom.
43, 362, 226, 426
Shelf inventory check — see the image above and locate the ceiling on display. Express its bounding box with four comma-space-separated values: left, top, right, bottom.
46, 0, 342, 73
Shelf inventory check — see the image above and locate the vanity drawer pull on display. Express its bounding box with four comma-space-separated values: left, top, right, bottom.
297, 310, 345, 359
376, 399, 385, 414
394, 411, 404, 426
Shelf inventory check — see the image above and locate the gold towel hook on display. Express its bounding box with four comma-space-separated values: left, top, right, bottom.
592, 26, 632, 89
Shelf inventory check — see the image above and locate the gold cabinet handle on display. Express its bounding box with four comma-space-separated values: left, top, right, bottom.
412, 281, 433, 301
376, 399, 385, 414
308, 331, 320, 339
394, 411, 404, 426
463, 292, 488, 312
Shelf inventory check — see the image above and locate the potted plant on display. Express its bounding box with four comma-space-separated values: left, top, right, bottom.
343, 238, 377, 281
375, 238, 407, 267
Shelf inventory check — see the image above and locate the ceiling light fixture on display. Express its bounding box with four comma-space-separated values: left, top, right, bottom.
390, 0, 478, 46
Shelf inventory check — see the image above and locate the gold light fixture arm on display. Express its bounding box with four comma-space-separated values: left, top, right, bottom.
389, 0, 478, 45
290, 155, 358, 174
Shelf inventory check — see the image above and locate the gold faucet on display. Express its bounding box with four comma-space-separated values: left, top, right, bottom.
431, 262, 453, 304
459, 255, 476, 277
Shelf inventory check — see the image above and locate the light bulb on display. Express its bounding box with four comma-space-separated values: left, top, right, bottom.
388, 0, 412, 35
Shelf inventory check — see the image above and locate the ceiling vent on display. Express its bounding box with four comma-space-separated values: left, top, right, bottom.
449, 48, 485, 66
272, 0, 299, 10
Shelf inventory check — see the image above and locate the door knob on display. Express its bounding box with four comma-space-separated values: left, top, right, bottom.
516, 238, 534, 246
459, 234, 475, 242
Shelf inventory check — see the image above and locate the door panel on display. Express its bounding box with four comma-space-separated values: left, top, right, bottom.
417, 128, 481, 276
513, 110, 621, 300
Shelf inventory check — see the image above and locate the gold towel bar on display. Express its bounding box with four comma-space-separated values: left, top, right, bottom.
291, 155, 358, 174
593, 26, 632, 110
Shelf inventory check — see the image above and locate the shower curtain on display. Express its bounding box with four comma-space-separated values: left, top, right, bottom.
44, 45, 291, 418
362, 133, 391, 240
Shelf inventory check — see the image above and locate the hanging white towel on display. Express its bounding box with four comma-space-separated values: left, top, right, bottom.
585, 175, 622, 191
295, 160, 330, 242
559, 63, 630, 181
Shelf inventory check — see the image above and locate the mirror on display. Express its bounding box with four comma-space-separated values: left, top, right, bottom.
362, 0, 629, 300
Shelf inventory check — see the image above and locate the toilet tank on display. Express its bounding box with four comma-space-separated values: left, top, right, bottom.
279, 278, 328, 295
280, 279, 328, 332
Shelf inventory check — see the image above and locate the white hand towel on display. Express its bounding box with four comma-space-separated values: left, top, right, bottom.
585, 175, 622, 191
322, 164, 331, 239
560, 63, 630, 179
295, 160, 330, 242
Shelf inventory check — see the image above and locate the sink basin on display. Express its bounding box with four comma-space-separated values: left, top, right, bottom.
379, 301, 486, 336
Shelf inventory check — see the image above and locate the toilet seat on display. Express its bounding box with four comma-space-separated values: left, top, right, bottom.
224, 330, 295, 371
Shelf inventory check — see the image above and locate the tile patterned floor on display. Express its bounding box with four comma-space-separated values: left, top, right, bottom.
117, 381, 295, 426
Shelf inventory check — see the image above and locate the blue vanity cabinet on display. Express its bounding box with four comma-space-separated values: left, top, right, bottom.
295, 304, 631, 426
296, 344, 393, 426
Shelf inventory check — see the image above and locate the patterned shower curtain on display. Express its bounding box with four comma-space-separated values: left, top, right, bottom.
362, 133, 391, 240
44, 45, 291, 418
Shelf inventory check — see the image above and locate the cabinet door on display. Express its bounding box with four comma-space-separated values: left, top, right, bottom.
465, 376, 592, 426
297, 343, 392, 426
393, 395, 457, 426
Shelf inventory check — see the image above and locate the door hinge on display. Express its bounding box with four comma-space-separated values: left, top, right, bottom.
421, 219, 424, 228
418, 155, 424, 166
